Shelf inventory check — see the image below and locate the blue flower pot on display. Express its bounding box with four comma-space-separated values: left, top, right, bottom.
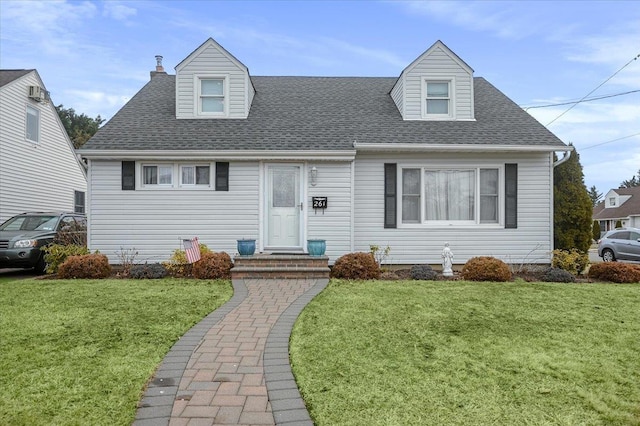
307, 239, 326, 256
237, 239, 256, 256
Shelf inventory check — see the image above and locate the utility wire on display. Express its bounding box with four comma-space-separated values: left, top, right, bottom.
546, 53, 640, 126
581, 132, 640, 150
522, 89, 640, 110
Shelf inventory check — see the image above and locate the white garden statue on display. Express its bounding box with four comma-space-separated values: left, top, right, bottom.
442, 242, 454, 277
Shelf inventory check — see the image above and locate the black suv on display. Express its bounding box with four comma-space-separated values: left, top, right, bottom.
0, 212, 86, 273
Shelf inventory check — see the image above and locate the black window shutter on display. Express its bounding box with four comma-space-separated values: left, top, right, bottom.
122, 161, 135, 190
216, 162, 229, 191
505, 164, 517, 228
384, 163, 397, 228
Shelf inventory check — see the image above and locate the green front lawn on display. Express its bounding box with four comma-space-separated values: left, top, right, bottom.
0, 278, 232, 425
291, 280, 640, 425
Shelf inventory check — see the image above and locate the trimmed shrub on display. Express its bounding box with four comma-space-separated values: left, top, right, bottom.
41, 244, 90, 274
615, 220, 622, 229
192, 252, 233, 279
592, 221, 601, 241
129, 263, 168, 279
410, 265, 437, 280
330, 252, 380, 280
58, 253, 111, 279
163, 243, 212, 278
542, 267, 576, 283
461, 257, 512, 282
552, 249, 589, 275
588, 263, 640, 283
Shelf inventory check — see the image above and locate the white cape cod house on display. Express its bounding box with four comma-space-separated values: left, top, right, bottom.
79, 39, 570, 266
0, 69, 87, 222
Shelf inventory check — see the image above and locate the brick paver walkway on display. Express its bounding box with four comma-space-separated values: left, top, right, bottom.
134, 278, 328, 426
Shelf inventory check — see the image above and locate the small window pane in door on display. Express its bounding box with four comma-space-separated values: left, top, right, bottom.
273, 170, 296, 207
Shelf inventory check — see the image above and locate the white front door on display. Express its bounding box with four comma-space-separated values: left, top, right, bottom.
266, 164, 302, 248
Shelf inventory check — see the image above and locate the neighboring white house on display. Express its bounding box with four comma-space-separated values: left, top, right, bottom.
0, 69, 87, 223
79, 39, 570, 265
593, 187, 640, 233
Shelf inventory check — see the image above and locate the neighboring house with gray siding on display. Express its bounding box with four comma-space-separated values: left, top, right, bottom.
79, 38, 570, 265
0, 69, 87, 223
593, 187, 640, 233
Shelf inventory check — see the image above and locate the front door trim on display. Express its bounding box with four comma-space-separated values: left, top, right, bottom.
261, 162, 306, 252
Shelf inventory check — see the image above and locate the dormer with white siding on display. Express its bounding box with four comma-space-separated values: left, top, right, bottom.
391, 40, 474, 121
175, 38, 255, 119
604, 189, 632, 209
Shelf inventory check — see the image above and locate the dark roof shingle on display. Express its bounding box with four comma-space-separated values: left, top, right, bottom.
83, 74, 566, 151
0, 69, 33, 87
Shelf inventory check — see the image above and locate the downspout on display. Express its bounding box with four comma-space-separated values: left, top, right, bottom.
553, 147, 573, 168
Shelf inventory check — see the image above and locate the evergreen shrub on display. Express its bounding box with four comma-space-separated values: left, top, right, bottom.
129, 263, 168, 279
58, 254, 111, 279
542, 267, 576, 283
461, 257, 512, 282
163, 243, 212, 278
410, 265, 437, 280
192, 252, 233, 279
552, 249, 589, 275
588, 263, 640, 283
42, 244, 90, 274
330, 252, 380, 280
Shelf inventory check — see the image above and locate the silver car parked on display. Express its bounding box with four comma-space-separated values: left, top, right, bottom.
597, 228, 640, 262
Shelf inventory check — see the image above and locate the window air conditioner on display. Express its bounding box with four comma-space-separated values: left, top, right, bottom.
28, 85, 50, 103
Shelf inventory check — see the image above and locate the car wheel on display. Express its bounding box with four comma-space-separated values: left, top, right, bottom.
34, 255, 47, 274
602, 249, 616, 262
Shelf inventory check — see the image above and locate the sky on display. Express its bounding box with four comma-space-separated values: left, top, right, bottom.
1, 0, 638, 194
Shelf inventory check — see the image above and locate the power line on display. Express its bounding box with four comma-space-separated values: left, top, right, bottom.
522, 89, 640, 110
546, 53, 640, 126
581, 132, 640, 150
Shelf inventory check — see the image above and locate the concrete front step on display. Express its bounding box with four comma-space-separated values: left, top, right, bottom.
232, 254, 330, 279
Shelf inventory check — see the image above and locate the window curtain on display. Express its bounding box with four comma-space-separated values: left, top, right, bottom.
425, 170, 475, 220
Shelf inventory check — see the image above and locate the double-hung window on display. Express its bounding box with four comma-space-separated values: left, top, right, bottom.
425, 81, 450, 116
401, 167, 500, 225
199, 78, 225, 115
143, 165, 173, 186
180, 165, 210, 186
26, 105, 39, 143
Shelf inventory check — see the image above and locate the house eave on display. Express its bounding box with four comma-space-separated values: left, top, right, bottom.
79, 149, 357, 161
353, 142, 570, 153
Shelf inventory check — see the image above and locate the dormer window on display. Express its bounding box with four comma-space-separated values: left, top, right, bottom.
427, 82, 449, 114
422, 78, 455, 119
610, 197, 616, 206
196, 76, 228, 116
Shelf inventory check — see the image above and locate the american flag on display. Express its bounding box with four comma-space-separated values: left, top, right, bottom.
183, 237, 201, 263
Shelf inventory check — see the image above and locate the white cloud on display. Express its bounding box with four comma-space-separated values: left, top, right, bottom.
103, 1, 137, 21
400, 0, 548, 40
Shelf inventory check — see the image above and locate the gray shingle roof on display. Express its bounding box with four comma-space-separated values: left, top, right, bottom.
0, 69, 33, 87
82, 74, 566, 151
593, 187, 640, 220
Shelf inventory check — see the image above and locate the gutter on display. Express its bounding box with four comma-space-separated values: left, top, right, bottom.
553, 146, 574, 168
78, 149, 357, 162
352, 142, 568, 153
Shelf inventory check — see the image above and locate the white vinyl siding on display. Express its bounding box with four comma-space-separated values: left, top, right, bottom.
391, 43, 474, 121
0, 71, 87, 223
354, 152, 553, 265
176, 41, 254, 119
87, 160, 259, 263
307, 162, 353, 261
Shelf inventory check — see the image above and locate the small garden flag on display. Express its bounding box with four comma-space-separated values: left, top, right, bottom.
183, 237, 201, 263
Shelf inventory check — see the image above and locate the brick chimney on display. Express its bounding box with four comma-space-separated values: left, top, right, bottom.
150, 55, 166, 79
